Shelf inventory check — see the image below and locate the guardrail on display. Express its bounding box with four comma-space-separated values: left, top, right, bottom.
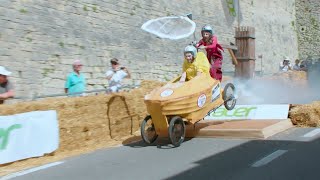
11, 85, 139, 101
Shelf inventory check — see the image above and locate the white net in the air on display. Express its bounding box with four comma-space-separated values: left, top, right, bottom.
141, 16, 196, 40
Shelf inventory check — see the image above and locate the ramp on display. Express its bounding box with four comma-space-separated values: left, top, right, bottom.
186, 119, 293, 139
185, 104, 293, 139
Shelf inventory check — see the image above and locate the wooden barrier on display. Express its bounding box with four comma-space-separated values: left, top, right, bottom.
234, 26, 256, 79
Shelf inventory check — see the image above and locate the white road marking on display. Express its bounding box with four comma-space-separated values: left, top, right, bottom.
251, 150, 288, 168
0, 161, 64, 180
302, 129, 320, 138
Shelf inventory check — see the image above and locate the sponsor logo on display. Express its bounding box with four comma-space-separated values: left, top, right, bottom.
209, 106, 257, 118
160, 89, 173, 97
211, 84, 221, 102
0, 124, 22, 150
197, 94, 207, 108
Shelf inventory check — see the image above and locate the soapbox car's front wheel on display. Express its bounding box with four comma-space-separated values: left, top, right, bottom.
141, 115, 158, 144
169, 116, 186, 147
223, 83, 237, 110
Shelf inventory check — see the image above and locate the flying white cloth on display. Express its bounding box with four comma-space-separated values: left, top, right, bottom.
141, 16, 196, 40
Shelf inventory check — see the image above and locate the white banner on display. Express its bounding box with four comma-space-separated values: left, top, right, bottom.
0, 110, 59, 164
205, 104, 289, 120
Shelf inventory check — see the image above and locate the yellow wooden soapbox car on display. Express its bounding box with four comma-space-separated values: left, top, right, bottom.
141, 53, 237, 147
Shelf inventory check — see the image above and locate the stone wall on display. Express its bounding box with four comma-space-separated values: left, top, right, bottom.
296, 0, 320, 59
0, 0, 300, 99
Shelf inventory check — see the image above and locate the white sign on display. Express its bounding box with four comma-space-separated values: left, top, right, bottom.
197, 94, 207, 108
0, 110, 59, 164
205, 104, 289, 120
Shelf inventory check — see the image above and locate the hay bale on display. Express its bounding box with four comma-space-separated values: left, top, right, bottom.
269, 71, 308, 87
290, 101, 320, 127
0, 80, 165, 173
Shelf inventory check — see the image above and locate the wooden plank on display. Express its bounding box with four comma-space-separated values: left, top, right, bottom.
236, 57, 256, 60
221, 44, 238, 50
262, 119, 293, 138
227, 48, 238, 65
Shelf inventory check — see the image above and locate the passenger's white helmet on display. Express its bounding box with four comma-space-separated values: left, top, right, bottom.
201, 25, 214, 35
184, 45, 197, 58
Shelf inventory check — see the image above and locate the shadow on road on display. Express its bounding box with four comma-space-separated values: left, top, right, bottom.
163, 136, 320, 180
122, 136, 192, 149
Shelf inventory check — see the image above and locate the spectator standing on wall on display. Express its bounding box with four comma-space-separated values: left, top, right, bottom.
105, 58, 131, 93
279, 57, 292, 72
64, 60, 86, 96
0, 66, 14, 104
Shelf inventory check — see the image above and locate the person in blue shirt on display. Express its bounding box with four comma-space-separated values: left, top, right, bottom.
64, 60, 86, 96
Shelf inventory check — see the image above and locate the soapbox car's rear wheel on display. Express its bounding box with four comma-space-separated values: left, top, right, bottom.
140, 115, 158, 144
223, 83, 237, 110
168, 116, 186, 147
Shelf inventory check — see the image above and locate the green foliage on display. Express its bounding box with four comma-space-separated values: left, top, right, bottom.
83, 5, 88, 11
92, 6, 97, 12
310, 17, 319, 28
19, 9, 27, 13
59, 42, 64, 48
164, 76, 170, 81
42, 68, 54, 77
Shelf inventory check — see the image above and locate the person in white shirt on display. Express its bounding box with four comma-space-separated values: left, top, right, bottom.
105, 58, 131, 93
279, 56, 292, 72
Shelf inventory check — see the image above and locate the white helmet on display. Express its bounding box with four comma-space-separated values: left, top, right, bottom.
201, 25, 214, 35
184, 45, 197, 58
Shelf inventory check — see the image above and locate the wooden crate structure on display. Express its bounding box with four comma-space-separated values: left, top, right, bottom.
234, 26, 255, 79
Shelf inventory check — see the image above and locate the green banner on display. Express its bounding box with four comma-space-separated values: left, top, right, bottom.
226, 0, 237, 17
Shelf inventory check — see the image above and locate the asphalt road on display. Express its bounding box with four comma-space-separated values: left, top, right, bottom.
2, 127, 320, 180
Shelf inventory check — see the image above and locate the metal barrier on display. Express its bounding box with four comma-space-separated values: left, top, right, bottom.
10, 85, 139, 101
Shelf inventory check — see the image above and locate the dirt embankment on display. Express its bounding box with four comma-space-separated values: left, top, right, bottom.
0, 80, 165, 176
